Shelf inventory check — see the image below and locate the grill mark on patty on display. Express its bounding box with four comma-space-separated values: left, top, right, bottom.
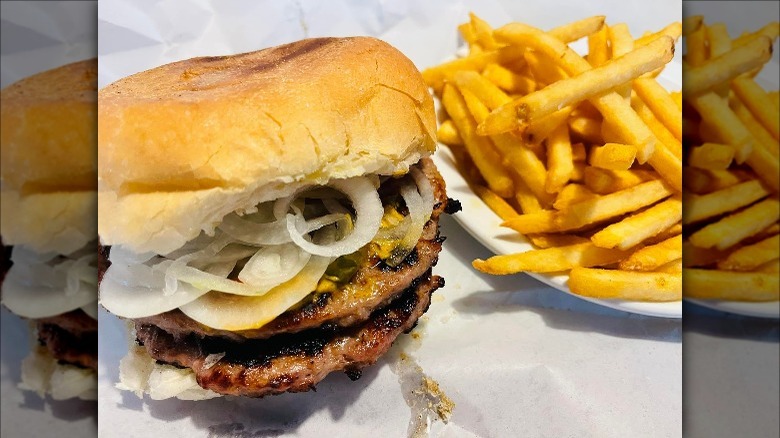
36, 310, 98, 370
135, 272, 443, 397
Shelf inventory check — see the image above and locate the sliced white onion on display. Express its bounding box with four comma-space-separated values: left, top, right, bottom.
282, 177, 383, 257
385, 181, 428, 266
411, 167, 436, 218
108, 245, 156, 265
2, 265, 95, 318
179, 253, 332, 330
10, 246, 58, 264
99, 266, 211, 319
237, 243, 311, 287
218, 213, 292, 246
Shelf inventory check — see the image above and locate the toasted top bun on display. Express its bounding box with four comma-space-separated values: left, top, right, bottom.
1, 59, 97, 193
0, 59, 97, 254
98, 37, 436, 254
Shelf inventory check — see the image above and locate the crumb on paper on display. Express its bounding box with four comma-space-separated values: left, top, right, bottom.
393, 353, 455, 437
432, 294, 445, 303
418, 376, 454, 423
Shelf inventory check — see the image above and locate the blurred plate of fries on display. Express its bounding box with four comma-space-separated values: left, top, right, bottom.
427, 14, 689, 318
681, 17, 779, 319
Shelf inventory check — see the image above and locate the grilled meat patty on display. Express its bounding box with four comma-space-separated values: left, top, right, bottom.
136, 272, 442, 397
36, 310, 98, 370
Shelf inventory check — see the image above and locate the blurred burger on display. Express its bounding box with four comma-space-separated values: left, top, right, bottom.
98, 37, 459, 399
0, 59, 98, 400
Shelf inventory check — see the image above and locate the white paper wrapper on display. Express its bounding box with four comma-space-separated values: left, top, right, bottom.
97, 0, 683, 437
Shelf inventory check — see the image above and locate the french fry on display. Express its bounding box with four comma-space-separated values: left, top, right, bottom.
683, 179, 770, 224
441, 84, 514, 197
588, 24, 610, 67
683, 241, 731, 267
755, 259, 780, 273
422, 46, 524, 93
633, 77, 682, 141
730, 95, 779, 158
470, 13, 500, 50
454, 70, 512, 110
437, 120, 462, 146
620, 234, 682, 271
545, 125, 574, 194
684, 269, 780, 301
482, 63, 536, 95
568, 117, 603, 144
687, 143, 735, 170
769, 90, 779, 109
644, 222, 683, 245
590, 196, 682, 249
458, 22, 479, 47
655, 259, 683, 273
672, 91, 683, 110
584, 167, 655, 194
553, 184, 597, 210
731, 76, 780, 140
689, 198, 780, 249
588, 143, 637, 170
732, 22, 780, 47
609, 23, 634, 60
684, 167, 750, 194
685, 26, 709, 67
511, 172, 543, 214
564, 180, 673, 227
568, 267, 681, 301
482, 36, 674, 130
690, 93, 752, 160
632, 95, 682, 159
572, 142, 587, 162
717, 234, 780, 271
524, 51, 569, 85
472, 185, 520, 220
473, 242, 631, 274
635, 22, 683, 46
505, 180, 673, 234
548, 15, 606, 42
526, 234, 589, 249
520, 107, 573, 145
682, 15, 703, 36
683, 36, 773, 99
706, 23, 733, 97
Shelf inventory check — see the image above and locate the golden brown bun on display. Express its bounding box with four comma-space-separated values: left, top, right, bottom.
98, 37, 436, 254
1, 59, 97, 193
0, 59, 97, 254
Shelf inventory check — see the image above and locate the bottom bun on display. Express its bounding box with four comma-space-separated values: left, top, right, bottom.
117, 326, 221, 401
20, 345, 96, 401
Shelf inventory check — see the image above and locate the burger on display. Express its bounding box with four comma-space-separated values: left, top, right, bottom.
0, 59, 98, 400
98, 37, 459, 399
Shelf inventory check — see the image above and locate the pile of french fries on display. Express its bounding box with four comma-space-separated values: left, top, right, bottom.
682, 18, 779, 301
424, 14, 685, 301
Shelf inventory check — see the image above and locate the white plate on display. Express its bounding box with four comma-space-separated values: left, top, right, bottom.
686, 299, 780, 319
431, 58, 682, 319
